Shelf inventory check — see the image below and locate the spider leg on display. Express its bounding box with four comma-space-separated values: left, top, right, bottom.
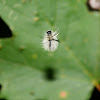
52, 39, 60, 43
52, 32, 59, 37
52, 29, 59, 37
41, 41, 46, 43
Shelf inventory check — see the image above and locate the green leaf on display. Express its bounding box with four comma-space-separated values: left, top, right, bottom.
0, 0, 100, 100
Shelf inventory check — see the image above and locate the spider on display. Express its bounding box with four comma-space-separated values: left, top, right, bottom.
42, 30, 60, 52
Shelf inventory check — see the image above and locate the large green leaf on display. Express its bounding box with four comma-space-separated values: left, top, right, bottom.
0, 0, 100, 100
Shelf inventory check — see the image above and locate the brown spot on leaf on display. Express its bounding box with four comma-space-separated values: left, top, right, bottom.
32, 54, 38, 59
33, 17, 39, 22
93, 80, 100, 91
19, 46, 25, 52
96, 84, 100, 92
0, 44, 2, 49
60, 91, 68, 98
22, 0, 25, 3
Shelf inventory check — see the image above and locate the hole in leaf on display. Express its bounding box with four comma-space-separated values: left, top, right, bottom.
0, 84, 2, 91
0, 17, 12, 38
87, 0, 100, 11
90, 87, 100, 100
44, 67, 56, 81
0, 98, 7, 100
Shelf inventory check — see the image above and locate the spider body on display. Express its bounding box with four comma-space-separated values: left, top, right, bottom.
42, 30, 60, 52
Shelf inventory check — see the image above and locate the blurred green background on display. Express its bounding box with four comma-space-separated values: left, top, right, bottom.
0, 0, 100, 100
